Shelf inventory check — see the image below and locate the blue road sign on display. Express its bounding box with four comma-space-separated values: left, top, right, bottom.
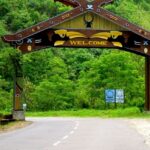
116, 89, 124, 103
105, 89, 115, 103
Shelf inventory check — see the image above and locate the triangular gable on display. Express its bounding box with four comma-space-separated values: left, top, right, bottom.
2, 0, 150, 42
55, 11, 128, 31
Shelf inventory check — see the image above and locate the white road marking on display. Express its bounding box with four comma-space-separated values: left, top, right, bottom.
53, 120, 80, 147
75, 121, 80, 126
53, 141, 61, 146
62, 135, 69, 140
74, 126, 78, 130
70, 131, 74, 134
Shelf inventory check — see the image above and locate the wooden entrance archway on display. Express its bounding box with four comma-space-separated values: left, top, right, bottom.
2, 0, 150, 118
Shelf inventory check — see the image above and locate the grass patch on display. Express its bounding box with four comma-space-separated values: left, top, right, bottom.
1, 107, 150, 118
26, 107, 150, 118
0, 121, 32, 133
0, 111, 10, 116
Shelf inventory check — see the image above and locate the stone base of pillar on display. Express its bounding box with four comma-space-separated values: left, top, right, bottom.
13, 110, 25, 121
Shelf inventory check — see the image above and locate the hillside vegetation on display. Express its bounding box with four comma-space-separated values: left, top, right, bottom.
0, 0, 150, 111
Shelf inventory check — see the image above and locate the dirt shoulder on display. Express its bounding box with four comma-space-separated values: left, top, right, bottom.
0, 121, 32, 134
128, 119, 150, 147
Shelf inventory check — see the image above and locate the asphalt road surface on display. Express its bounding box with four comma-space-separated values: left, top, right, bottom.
0, 118, 149, 150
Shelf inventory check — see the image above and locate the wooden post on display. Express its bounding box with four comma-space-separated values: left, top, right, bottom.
145, 56, 150, 111
11, 54, 25, 120
13, 76, 23, 111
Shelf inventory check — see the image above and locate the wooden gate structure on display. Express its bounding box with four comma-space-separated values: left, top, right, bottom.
2, 0, 150, 119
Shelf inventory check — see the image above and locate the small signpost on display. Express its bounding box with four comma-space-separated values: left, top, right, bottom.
105, 89, 116, 103
116, 89, 124, 103
105, 89, 125, 109
23, 103, 27, 111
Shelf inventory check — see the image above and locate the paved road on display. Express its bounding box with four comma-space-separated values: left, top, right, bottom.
0, 118, 149, 150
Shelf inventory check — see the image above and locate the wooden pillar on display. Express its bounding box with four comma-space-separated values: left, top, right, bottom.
11, 54, 25, 120
13, 76, 23, 111
145, 56, 150, 111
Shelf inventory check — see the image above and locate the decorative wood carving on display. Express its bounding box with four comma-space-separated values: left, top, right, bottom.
2, 0, 150, 43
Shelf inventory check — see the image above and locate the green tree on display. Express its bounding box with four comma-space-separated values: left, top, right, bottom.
75, 51, 144, 109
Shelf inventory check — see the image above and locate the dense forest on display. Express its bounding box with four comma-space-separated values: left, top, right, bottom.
0, 0, 150, 111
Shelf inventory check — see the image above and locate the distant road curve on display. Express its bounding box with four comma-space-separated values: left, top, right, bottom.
0, 117, 149, 150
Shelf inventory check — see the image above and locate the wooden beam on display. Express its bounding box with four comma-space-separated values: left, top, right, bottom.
92, 8, 150, 40
145, 57, 150, 111
54, 0, 79, 7
94, 0, 113, 6
2, 6, 84, 41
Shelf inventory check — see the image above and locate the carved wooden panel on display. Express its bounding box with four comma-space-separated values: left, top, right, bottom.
2, 0, 150, 56
8, 29, 150, 56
